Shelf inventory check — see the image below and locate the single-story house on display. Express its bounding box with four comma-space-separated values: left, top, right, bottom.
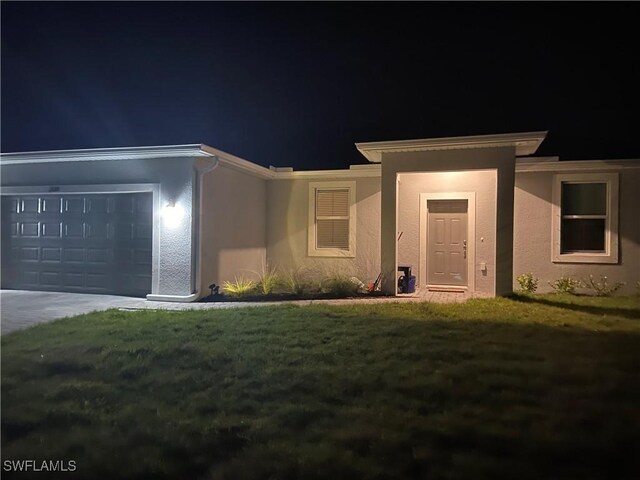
1, 131, 638, 300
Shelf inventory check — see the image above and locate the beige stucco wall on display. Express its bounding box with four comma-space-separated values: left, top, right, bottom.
381, 147, 516, 296
266, 177, 381, 283
397, 170, 497, 296
514, 168, 640, 294
199, 165, 267, 293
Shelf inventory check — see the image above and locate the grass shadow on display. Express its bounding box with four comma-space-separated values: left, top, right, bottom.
511, 293, 640, 320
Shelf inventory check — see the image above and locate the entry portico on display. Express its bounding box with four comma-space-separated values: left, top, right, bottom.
356, 132, 548, 297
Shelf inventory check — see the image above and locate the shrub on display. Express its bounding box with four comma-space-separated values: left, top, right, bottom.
516, 273, 539, 293
282, 267, 309, 296
255, 264, 280, 295
549, 276, 581, 295
222, 275, 257, 297
582, 275, 625, 297
322, 274, 360, 297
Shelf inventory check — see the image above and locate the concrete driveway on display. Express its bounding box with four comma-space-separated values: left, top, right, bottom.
0, 290, 281, 335
1, 290, 149, 335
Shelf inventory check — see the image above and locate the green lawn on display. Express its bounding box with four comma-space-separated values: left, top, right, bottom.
2, 294, 640, 479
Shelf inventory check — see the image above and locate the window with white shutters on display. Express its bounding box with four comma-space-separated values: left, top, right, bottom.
316, 189, 350, 249
308, 181, 356, 257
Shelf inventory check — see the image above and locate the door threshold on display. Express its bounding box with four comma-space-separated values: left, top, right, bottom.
427, 287, 467, 293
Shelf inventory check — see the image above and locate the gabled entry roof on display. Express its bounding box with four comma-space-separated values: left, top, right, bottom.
355, 131, 548, 163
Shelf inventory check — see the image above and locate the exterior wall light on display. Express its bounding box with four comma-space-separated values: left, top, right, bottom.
162, 200, 183, 228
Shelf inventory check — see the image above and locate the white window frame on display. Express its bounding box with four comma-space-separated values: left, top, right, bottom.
551, 172, 618, 264
308, 181, 356, 257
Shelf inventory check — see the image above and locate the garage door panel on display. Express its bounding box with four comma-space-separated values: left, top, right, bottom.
42, 247, 62, 262
6, 198, 19, 213
87, 248, 110, 264
20, 247, 39, 262
40, 271, 62, 286
19, 270, 39, 286
64, 197, 85, 213
64, 272, 85, 288
134, 249, 152, 265
42, 197, 63, 214
8, 222, 19, 236
42, 222, 62, 237
1, 193, 152, 297
112, 223, 134, 240
86, 222, 109, 239
86, 273, 108, 288
135, 224, 152, 239
20, 222, 40, 237
135, 195, 153, 213
63, 222, 85, 238
113, 196, 134, 213
87, 197, 110, 214
63, 248, 85, 263
20, 198, 40, 213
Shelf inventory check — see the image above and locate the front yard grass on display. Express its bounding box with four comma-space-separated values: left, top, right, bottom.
2, 294, 639, 479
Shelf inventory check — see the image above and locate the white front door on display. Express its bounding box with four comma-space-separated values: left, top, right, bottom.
427, 200, 468, 288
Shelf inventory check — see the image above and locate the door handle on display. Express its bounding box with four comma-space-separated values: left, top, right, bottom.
463, 240, 467, 259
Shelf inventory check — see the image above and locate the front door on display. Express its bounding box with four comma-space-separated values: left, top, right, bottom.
427, 200, 468, 288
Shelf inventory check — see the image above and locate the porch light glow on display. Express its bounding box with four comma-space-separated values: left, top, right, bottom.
162, 200, 183, 228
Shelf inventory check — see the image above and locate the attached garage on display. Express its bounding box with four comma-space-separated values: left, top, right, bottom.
1, 192, 152, 296
1, 145, 219, 301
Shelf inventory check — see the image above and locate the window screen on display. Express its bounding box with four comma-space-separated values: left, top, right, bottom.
561, 182, 607, 253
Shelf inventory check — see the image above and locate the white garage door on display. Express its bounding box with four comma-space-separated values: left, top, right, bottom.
1, 193, 153, 297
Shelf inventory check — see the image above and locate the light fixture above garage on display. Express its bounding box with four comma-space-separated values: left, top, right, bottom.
162, 200, 183, 228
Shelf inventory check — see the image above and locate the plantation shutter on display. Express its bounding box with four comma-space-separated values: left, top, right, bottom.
316, 189, 350, 250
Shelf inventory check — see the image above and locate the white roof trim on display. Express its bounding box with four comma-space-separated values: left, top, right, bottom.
0, 144, 216, 164
200, 145, 273, 179
271, 164, 381, 180
0, 143, 379, 180
355, 131, 548, 162
516, 159, 640, 172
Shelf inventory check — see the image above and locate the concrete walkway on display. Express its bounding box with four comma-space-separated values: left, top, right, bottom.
1, 288, 470, 335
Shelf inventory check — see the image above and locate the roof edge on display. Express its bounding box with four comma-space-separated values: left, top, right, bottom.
516, 158, 640, 172
0, 144, 216, 165
199, 145, 274, 179
356, 131, 548, 162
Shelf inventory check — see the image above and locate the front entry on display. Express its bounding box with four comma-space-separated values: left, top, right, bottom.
427, 199, 468, 289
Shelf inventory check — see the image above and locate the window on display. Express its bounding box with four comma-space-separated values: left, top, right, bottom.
552, 173, 618, 263
308, 181, 356, 257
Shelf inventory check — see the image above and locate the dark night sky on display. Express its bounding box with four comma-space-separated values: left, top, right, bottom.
2, 2, 639, 170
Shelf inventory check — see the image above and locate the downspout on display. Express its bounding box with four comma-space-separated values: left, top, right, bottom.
146, 156, 220, 302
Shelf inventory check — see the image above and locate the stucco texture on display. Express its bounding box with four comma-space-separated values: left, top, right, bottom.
266, 177, 381, 284
199, 165, 267, 293
514, 168, 640, 294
